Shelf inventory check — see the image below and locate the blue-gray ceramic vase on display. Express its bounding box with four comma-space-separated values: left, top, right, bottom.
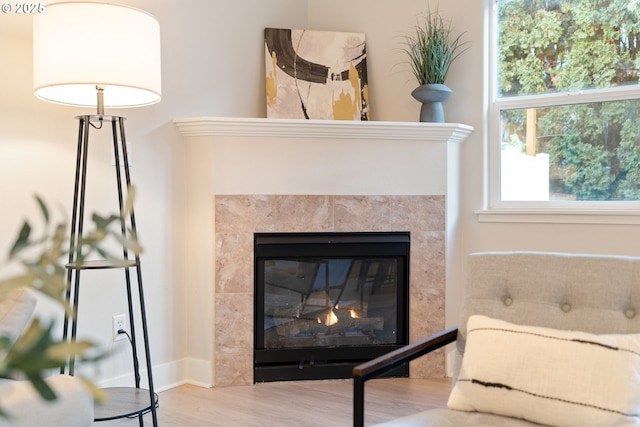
411, 83, 452, 123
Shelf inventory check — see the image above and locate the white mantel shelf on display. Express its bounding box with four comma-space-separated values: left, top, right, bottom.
173, 116, 474, 143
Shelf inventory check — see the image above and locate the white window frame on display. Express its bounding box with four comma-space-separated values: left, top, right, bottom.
480, 0, 640, 224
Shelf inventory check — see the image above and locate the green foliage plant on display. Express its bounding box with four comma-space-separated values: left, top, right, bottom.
0, 191, 141, 416
402, 6, 469, 85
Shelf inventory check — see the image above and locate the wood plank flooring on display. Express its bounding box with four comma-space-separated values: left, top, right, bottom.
98, 377, 451, 426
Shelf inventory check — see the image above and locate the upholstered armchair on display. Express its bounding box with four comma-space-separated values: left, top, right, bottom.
354, 251, 640, 427
0, 288, 93, 427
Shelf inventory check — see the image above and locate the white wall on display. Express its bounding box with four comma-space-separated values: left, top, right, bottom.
2, 0, 638, 390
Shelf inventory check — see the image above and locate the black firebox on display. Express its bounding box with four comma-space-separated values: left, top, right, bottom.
254, 232, 410, 382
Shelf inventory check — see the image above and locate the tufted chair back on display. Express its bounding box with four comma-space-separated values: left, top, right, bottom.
453, 251, 640, 379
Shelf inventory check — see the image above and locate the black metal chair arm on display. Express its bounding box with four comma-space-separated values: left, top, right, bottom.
352, 326, 458, 427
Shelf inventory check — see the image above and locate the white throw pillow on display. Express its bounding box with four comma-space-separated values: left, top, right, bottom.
448, 315, 640, 427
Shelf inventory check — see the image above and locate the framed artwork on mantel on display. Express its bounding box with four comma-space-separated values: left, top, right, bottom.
264, 28, 369, 121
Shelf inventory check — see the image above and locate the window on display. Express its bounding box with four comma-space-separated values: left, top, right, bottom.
491, 0, 640, 209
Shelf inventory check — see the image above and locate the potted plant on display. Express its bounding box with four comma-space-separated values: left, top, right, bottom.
402, 7, 468, 122
0, 194, 141, 416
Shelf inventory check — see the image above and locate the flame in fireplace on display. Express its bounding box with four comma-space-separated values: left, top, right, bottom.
318, 309, 339, 326
350, 309, 360, 319
327, 310, 339, 326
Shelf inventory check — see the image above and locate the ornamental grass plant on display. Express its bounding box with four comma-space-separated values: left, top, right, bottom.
403, 7, 469, 85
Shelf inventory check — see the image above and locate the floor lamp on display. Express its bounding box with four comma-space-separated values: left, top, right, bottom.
33, 3, 161, 426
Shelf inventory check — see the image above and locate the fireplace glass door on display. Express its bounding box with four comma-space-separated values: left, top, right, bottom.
254, 232, 409, 382
263, 257, 399, 348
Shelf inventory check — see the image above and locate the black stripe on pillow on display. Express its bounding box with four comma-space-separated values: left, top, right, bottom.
468, 327, 640, 357
457, 378, 640, 418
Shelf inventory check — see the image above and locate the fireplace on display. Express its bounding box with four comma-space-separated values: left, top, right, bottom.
176, 118, 471, 387
254, 231, 410, 382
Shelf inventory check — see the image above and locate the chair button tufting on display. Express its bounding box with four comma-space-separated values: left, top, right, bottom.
626, 309, 636, 319
561, 303, 571, 313
504, 297, 513, 306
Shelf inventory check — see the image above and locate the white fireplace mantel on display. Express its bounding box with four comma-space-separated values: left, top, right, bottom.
174, 117, 474, 196
173, 116, 473, 143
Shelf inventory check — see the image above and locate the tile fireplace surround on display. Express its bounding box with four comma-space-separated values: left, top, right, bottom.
174, 117, 473, 387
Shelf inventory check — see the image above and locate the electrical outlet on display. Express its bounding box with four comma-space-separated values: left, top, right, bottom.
112, 314, 126, 342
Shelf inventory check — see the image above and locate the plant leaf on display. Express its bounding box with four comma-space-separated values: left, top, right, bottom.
110, 231, 143, 255
35, 196, 50, 224
122, 186, 136, 217
0, 406, 11, 420
9, 222, 31, 257
25, 373, 57, 401
81, 378, 107, 403
46, 341, 95, 362
0, 273, 38, 299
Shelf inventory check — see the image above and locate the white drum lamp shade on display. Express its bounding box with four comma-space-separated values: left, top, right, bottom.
33, 2, 161, 109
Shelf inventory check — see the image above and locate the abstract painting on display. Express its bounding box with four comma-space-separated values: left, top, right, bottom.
265, 28, 369, 121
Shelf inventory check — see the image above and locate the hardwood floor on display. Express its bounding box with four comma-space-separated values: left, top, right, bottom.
98, 377, 451, 426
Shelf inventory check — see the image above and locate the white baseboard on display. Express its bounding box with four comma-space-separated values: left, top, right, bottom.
445, 349, 457, 378
185, 357, 213, 388
95, 357, 212, 392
